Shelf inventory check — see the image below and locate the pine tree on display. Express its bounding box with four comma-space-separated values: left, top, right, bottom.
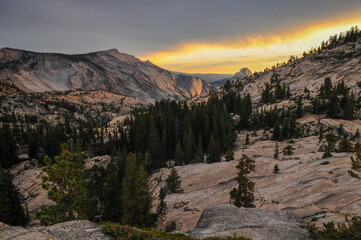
0, 167, 28, 226
323, 77, 333, 96
343, 93, 354, 120
273, 164, 280, 174
327, 91, 340, 119
338, 136, 353, 152
121, 153, 153, 227
272, 122, 280, 140
323, 133, 338, 158
183, 127, 196, 164
351, 142, 361, 171
245, 134, 250, 145
147, 118, 165, 170
274, 143, 280, 159
165, 167, 183, 193
296, 95, 303, 118
319, 123, 324, 143
207, 134, 221, 163
0, 124, 18, 168
157, 186, 167, 216
174, 141, 184, 166
195, 137, 204, 163
337, 124, 345, 137
36, 143, 87, 225
102, 161, 122, 222
230, 155, 255, 208
283, 145, 294, 156
225, 148, 235, 161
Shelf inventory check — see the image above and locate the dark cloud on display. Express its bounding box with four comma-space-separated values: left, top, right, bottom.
1, 0, 361, 55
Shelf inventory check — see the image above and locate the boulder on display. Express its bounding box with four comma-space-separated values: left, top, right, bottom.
190, 204, 308, 240
0, 220, 110, 240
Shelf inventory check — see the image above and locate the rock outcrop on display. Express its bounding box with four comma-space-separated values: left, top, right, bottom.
238, 40, 361, 101
234, 67, 252, 79
0, 220, 109, 240
152, 118, 361, 232
0, 48, 214, 103
191, 204, 308, 240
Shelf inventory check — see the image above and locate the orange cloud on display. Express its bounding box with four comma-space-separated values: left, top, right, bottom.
140, 10, 361, 74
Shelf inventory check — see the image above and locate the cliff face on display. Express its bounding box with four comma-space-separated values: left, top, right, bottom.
0, 48, 214, 103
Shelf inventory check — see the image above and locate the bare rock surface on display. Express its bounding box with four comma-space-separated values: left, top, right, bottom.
239, 41, 361, 102
190, 204, 308, 240
0, 47, 214, 103
0, 220, 109, 240
152, 119, 361, 232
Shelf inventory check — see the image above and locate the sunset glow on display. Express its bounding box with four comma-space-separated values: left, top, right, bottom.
141, 12, 361, 74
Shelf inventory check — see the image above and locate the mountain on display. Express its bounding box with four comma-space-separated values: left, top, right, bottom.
239, 41, 361, 102
175, 72, 234, 82
0, 48, 215, 103
208, 67, 252, 87
233, 67, 252, 79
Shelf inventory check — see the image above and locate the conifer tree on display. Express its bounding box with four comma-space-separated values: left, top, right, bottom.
327, 91, 340, 118
319, 123, 324, 143
283, 145, 294, 156
274, 143, 280, 159
0, 124, 18, 168
344, 93, 354, 120
273, 164, 280, 174
174, 141, 184, 166
121, 153, 153, 227
225, 148, 235, 161
103, 161, 122, 222
183, 127, 196, 164
230, 154, 255, 208
157, 186, 167, 216
323, 133, 338, 158
337, 124, 345, 137
245, 134, 250, 145
0, 167, 28, 226
351, 142, 361, 171
36, 143, 87, 225
338, 136, 353, 152
296, 95, 303, 118
165, 167, 183, 193
207, 134, 221, 163
195, 137, 204, 163
272, 122, 281, 140
147, 118, 165, 170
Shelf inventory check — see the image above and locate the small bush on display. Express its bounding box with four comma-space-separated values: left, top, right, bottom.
320, 161, 329, 165
101, 222, 251, 240
165, 221, 176, 232
308, 216, 361, 240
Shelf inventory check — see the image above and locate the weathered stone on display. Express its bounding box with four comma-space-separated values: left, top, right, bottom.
190, 204, 308, 240
36, 220, 110, 240
0, 220, 110, 240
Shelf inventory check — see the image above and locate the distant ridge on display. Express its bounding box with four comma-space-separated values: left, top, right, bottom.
0, 47, 215, 103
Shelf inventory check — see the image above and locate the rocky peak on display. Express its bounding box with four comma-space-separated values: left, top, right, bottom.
234, 67, 252, 79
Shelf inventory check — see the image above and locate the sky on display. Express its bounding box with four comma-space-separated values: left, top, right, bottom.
1, 0, 361, 74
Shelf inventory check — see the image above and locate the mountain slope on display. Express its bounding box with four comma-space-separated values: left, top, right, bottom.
238, 41, 361, 102
0, 48, 215, 103
175, 72, 234, 83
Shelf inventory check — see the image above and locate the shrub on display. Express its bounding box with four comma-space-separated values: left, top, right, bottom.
165, 221, 177, 232
101, 222, 251, 240
307, 216, 361, 240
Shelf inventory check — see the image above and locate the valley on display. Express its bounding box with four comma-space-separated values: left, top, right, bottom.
1, 26, 361, 240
